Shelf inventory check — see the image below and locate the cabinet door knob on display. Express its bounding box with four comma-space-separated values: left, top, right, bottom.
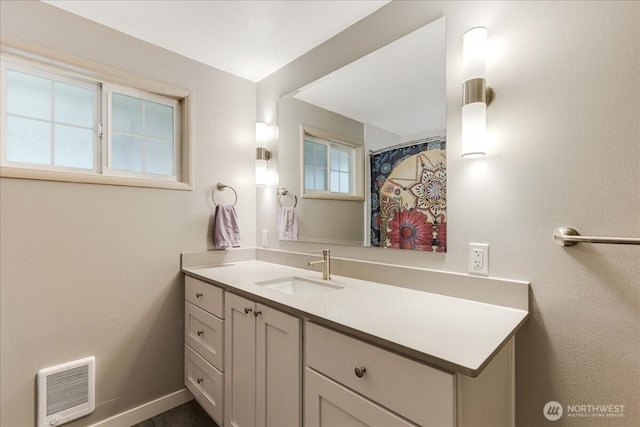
197, 330, 204, 336
354, 366, 367, 378
244, 307, 253, 314
196, 377, 204, 384
254, 310, 262, 317
195, 292, 203, 298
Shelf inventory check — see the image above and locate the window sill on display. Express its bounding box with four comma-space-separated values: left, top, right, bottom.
0, 166, 193, 191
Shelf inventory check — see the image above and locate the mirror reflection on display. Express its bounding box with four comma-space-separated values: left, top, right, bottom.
277, 17, 447, 250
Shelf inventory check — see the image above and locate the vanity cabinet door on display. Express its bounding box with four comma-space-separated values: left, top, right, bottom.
224, 294, 302, 427
305, 368, 417, 427
224, 293, 256, 427
255, 303, 301, 427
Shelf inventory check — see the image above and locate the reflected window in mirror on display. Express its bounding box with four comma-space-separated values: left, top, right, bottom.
304, 135, 353, 194
301, 126, 364, 201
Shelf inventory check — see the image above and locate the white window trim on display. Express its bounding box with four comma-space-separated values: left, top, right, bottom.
300, 125, 364, 201
0, 41, 193, 190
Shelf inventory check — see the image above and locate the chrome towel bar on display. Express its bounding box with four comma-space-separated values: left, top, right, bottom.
553, 227, 640, 247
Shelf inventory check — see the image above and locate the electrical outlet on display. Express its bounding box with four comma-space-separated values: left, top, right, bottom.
261, 230, 269, 247
469, 243, 489, 276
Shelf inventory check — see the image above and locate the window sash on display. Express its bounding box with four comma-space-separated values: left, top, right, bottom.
105, 84, 181, 181
1, 60, 101, 173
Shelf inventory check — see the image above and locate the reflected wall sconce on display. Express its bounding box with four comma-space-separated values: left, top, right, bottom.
255, 121, 272, 186
462, 26, 494, 159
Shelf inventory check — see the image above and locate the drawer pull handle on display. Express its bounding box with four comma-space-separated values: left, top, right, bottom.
354, 366, 367, 378
244, 307, 253, 314
196, 377, 204, 384
197, 330, 204, 336
254, 310, 262, 317
195, 292, 203, 298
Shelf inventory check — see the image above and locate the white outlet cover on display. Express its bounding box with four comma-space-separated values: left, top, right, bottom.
469, 243, 489, 276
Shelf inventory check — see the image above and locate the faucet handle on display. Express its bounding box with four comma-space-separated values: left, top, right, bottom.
312, 249, 330, 255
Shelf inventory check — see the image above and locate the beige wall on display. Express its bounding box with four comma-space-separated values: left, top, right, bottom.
0, 1, 256, 426
258, 1, 639, 426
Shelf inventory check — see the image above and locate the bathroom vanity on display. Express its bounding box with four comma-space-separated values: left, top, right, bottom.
182, 257, 528, 427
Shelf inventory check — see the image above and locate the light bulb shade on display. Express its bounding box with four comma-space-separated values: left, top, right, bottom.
462, 26, 489, 159
461, 102, 487, 158
256, 121, 268, 144
256, 159, 268, 186
463, 27, 487, 81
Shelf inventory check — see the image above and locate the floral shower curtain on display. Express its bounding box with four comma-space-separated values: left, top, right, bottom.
370, 139, 446, 252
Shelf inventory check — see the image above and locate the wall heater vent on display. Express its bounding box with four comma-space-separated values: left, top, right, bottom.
37, 356, 95, 427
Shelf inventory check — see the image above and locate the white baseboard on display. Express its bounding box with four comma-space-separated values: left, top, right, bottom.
90, 388, 194, 427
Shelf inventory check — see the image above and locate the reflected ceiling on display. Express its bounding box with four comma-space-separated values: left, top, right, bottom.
293, 17, 446, 137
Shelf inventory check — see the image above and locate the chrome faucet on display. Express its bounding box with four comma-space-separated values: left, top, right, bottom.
308, 249, 331, 280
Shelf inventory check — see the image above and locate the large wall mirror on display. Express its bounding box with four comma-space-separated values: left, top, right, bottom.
277, 16, 446, 250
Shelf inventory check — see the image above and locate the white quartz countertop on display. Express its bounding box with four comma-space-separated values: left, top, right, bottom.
183, 260, 528, 377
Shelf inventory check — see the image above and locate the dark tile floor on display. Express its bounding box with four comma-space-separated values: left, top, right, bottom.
132, 400, 218, 427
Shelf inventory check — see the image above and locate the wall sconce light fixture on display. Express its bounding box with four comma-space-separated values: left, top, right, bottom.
462, 26, 494, 159
255, 121, 272, 186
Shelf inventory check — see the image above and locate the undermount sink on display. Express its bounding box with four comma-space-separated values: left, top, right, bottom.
255, 276, 343, 297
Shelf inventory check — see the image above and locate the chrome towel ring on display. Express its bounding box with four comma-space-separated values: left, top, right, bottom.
278, 188, 297, 208
212, 183, 238, 206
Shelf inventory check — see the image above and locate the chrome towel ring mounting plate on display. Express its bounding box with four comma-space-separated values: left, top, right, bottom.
278, 187, 297, 208
212, 182, 238, 206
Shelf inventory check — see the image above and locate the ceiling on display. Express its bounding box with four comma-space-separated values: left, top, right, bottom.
43, 0, 390, 82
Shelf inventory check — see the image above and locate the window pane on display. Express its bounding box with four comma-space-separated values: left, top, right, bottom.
7, 70, 51, 120
305, 165, 315, 190
55, 81, 94, 127
314, 167, 326, 190
6, 116, 51, 165
145, 138, 174, 175
330, 148, 340, 171
145, 101, 174, 140
315, 144, 327, 167
112, 93, 142, 134
304, 140, 315, 165
340, 172, 350, 193
54, 125, 93, 169
112, 133, 143, 172
331, 170, 340, 192
340, 150, 350, 172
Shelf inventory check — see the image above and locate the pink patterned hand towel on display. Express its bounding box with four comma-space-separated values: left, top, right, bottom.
214, 204, 241, 248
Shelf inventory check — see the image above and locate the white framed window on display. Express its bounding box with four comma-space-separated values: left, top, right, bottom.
0, 48, 192, 190
301, 126, 364, 201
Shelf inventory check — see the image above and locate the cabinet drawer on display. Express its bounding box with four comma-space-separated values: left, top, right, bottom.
185, 276, 223, 317
185, 344, 224, 425
185, 302, 224, 370
306, 323, 455, 427
305, 368, 417, 427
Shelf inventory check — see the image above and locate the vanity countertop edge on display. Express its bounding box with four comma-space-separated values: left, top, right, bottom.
182, 260, 529, 378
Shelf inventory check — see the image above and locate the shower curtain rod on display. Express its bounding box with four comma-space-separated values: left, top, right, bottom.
368, 135, 445, 156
